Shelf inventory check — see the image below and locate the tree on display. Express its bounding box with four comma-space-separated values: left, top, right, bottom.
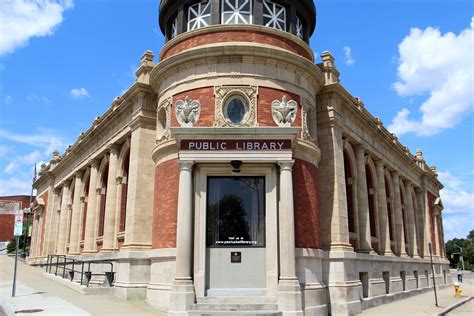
445, 230, 474, 268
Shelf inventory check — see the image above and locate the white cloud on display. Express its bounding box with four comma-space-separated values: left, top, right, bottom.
70, 88, 90, 99
4, 162, 20, 174
4, 95, 12, 104
26, 93, 50, 104
0, 129, 63, 155
0, 177, 33, 196
389, 19, 474, 136
0, 0, 74, 56
343, 46, 355, 66
438, 171, 474, 240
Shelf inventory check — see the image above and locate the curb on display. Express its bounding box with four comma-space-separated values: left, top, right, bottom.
431, 296, 473, 316
0, 297, 14, 316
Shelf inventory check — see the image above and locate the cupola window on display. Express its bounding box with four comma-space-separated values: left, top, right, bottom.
171, 17, 178, 39
187, 1, 211, 31
296, 16, 304, 39
263, 1, 286, 31
222, 0, 252, 25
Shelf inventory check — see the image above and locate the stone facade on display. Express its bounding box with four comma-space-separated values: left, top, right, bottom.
29, 1, 449, 315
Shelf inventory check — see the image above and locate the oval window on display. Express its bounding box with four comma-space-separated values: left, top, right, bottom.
225, 95, 248, 124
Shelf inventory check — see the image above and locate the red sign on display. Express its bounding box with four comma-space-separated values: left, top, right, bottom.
180, 140, 292, 151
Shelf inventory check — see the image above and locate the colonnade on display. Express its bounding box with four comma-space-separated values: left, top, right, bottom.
342, 141, 445, 258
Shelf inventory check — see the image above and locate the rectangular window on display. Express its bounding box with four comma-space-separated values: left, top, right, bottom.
206, 177, 265, 247
188, 1, 211, 31
222, 0, 252, 25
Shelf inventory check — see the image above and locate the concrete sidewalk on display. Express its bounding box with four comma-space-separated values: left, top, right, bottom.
358, 274, 473, 315
0, 254, 162, 315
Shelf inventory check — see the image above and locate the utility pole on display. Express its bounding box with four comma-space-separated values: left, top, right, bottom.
429, 243, 438, 307
23, 163, 36, 258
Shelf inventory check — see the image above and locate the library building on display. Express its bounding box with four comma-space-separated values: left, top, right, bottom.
29, 0, 450, 315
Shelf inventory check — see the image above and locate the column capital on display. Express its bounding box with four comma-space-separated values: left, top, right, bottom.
88, 158, 100, 168
108, 143, 120, 154
354, 144, 365, 153
178, 160, 194, 171
391, 170, 400, 179
278, 160, 295, 171
74, 170, 84, 179
375, 159, 384, 169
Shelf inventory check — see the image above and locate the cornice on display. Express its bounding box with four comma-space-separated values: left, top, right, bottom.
150, 41, 324, 95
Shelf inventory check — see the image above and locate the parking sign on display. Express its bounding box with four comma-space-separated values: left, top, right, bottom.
13, 209, 23, 236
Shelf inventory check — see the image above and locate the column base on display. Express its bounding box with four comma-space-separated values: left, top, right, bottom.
329, 243, 354, 252
100, 248, 117, 253
278, 278, 303, 315
81, 250, 97, 255
169, 279, 195, 315
382, 250, 396, 257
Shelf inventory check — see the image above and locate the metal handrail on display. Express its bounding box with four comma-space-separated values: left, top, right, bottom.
45, 254, 115, 287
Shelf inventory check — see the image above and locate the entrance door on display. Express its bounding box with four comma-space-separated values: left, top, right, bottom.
206, 176, 266, 296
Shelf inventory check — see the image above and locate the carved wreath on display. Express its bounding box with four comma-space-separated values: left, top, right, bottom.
175, 96, 200, 127
272, 96, 298, 127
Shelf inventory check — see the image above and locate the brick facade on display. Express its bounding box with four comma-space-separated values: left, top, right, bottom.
161, 30, 312, 61
152, 158, 179, 249
293, 159, 321, 249
0, 195, 31, 242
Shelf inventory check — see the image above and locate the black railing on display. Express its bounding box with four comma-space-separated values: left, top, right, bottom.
45, 255, 115, 287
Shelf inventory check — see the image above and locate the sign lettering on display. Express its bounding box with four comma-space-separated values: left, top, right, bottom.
181, 139, 291, 151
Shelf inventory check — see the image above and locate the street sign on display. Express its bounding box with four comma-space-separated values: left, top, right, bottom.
13, 209, 23, 236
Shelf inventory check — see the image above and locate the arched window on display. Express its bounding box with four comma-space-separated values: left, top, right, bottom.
343, 150, 356, 234
119, 150, 130, 232
365, 165, 377, 239
98, 163, 109, 237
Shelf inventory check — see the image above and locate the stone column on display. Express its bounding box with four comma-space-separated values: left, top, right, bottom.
375, 161, 393, 256
355, 145, 372, 253
392, 172, 407, 256
83, 160, 99, 253
44, 188, 61, 255
433, 213, 440, 257
416, 188, 428, 258
56, 182, 70, 255
102, 145, 120, 252
277, 160, 303, 314
404, 182, 419, 258
318, 125, 352, 251
169, 161, 195, 314
29, 214, 39, 257
122, 126, 156, 250
68, 171, 83, 255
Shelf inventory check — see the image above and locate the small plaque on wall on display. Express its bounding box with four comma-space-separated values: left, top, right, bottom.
231, 252, 241, 263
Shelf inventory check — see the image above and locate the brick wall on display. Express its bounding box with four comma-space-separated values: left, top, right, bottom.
0, 196, 31, 242
152, 158, 179, 249
293, 159, 321, 249
172, 87, 215, 127
258, 87, 301, 127
171, 86, 302, 128
162, 30, 312, 61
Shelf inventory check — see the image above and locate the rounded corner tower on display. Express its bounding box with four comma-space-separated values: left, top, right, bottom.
149, 0, 326, 314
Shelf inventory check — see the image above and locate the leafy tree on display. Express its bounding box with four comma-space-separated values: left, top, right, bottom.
445, 230, 474, 268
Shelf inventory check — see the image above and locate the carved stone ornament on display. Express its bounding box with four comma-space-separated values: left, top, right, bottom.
175, 96, 200, 127
157, 98, 172, 142
272, 96, 298, 127
214, 86, 258, 127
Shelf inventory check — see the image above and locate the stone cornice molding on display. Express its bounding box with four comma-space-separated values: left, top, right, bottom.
150, 42, 324, 95
293, 139, 321, 166
152, 139, 179, 166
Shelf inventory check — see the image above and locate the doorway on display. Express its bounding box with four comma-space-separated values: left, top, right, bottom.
205, 176, 266, 296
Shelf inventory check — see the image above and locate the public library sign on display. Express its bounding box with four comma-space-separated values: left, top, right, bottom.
180, 139, 292, 151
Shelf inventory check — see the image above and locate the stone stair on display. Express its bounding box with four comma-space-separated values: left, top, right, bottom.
189, 296, 281, 316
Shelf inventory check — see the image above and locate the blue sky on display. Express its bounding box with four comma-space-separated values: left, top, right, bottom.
0, 0, 472, 240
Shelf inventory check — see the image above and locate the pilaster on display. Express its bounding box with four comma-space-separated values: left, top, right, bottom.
375, 161, 393, 256
392, 172, 407, 257
56, 182, 71, 255
355, 145, 372, 253
102, 145, 120, 252
83, 159, 99, 254
68, 171, 84, 255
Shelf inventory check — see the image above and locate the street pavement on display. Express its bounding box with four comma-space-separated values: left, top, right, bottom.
0, 254, 162, 315
0, 253, 472, 315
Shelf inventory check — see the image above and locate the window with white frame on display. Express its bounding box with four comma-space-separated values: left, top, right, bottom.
171, 17, 178, 39
296, 16, 304, 39
187, 1, 211, 31
263, 1, 286, 31
222, 0, 252, 25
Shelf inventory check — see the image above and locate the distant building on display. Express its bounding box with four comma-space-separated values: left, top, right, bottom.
0, 195, 32, 243
29, 1, 449, 315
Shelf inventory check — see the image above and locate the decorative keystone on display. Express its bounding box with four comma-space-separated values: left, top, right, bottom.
272, 96, 298, 127
175, 96, 201, 127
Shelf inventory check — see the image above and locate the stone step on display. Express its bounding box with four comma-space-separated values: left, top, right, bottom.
193, 303, 278, 311
189, 311, 282, 316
